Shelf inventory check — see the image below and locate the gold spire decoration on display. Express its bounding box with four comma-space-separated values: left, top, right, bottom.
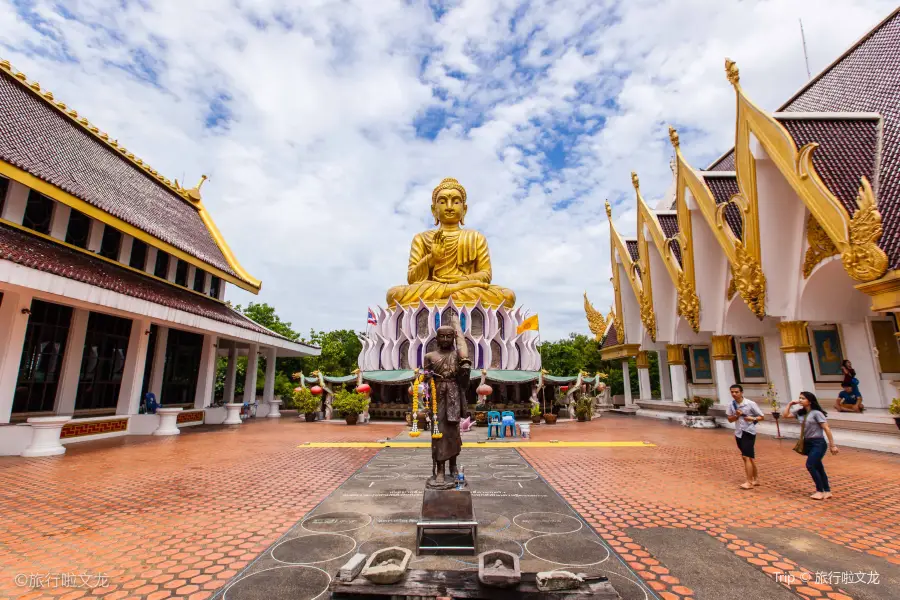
802, 215, 839, 278
583, 292, 610, 341
843, 178, 889, 281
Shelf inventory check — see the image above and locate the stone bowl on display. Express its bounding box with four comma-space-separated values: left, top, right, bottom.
478, 549, 520, 588
361, 546, 411, 585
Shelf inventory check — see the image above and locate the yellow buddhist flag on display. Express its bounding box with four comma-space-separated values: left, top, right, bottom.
516, 314, 539, 335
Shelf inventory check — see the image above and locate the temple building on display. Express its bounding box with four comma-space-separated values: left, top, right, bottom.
593, 8, 900, 447
0, 59, 317, 456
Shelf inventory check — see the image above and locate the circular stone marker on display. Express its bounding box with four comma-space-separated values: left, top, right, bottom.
513, 512, 583, 534
271, 533, 357, 565
223, 565, 330, 600
525, 534, 610, 567
366, 462, 407, 470
493, 472, 538, 481
302, 512, 372, 533
489, 462, 529, 470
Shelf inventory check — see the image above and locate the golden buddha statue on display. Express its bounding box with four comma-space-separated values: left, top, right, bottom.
386, 178, 516, 309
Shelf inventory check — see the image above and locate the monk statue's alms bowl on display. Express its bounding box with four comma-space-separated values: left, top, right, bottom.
386, 178, 516, 309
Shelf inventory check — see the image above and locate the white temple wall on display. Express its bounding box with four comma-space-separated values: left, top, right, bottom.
755, 149, 806, 318
647, 236, 677, 342
687, 197, 728, 333
762, 330, 790, 405
619, 261, 643, 344
797, 259, 872, 322
843, 321, 887, 408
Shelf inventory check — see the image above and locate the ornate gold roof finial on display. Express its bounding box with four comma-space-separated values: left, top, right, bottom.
631, 172, 640, 191
431, 177, 467, 204
725, 58, 740, 86
668, 126, 680, 149
184, 175, 208, 203
605, 200, 612, 219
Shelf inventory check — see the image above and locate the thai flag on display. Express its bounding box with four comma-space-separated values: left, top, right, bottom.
367, 308, 378, 325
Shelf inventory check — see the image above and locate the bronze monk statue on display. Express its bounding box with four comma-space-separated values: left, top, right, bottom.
386, 178, 516, 309
424, 314, 470, 489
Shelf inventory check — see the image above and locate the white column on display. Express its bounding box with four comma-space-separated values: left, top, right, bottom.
713, 360, 736, 405
87, 220, 104, 253
217, 282, 226, 301
54, 308, 90, 416
243, 343, 259, 403
263, 347, 277, 404
202, 272, 212, 295
116, 317, 151, 415
148, 326, 169, 400
166, 257, 178, 282
0, 290, 33, 423
194, 334, 217, 409
657, 350, 672, 400
223, 346, 238, 404
778, 322, 815, 404
622, 360, 633, 405
669, 363, 688, 404
49, 203, 71, 241
1, 181, 30, 224
638, 368, 652, 400
145, 246, 158, 275
118, 234, 134, 265
186, 264, 197, 290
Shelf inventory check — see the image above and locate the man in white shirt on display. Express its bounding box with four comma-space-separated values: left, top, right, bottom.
725, 384, 765, 490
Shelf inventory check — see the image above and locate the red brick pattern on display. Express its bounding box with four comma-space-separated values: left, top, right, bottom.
0, 419, 404, 600
176, 411, 204, 425
60, 418, 128, 439
524, 418, 900, 600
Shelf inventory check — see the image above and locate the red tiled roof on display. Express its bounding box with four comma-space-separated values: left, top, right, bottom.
779, 8, 900, 267
656, 213, 683, 266
777, 116, 880, 214
703, 175, 743, 240
601, 322, 618, 349
707, 151, 735, 171
0, 71, 238, 278
0, 223, 288, 340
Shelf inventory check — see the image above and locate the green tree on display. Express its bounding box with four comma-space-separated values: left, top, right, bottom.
234, 302, 300, 340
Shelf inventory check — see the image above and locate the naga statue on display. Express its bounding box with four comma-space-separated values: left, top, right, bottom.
311, 370, 334, 419
565, 371, 587, 419
386, 178, 516, 309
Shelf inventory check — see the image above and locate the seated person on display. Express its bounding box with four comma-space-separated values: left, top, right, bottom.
835, 384, 864, 413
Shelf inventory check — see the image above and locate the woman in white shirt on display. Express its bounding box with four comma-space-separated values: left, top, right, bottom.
781, 392, 839, 500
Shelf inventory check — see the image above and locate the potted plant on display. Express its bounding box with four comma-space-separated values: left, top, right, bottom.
530, 403, 542, 424
333, 389, 369, 425
694, 396, 714, 416
543, 412, 558, 424
683, 397, 699, 416
576, 397, 592, 422
475, 402, 489, 427
294, 387, 320, 422
890, 398, 900, 430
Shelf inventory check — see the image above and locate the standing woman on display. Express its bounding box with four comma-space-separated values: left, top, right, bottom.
782, 392, 839, 499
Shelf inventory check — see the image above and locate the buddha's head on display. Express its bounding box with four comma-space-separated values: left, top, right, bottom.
431, 177, 467, 226
436, 325, 455, 350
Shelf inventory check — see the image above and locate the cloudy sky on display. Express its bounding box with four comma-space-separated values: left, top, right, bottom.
0, 0, 895, 340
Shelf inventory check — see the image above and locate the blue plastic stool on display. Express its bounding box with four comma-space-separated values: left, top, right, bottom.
487, 411, 503, 438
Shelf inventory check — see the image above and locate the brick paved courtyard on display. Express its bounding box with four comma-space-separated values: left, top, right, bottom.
1, 415, 898, 599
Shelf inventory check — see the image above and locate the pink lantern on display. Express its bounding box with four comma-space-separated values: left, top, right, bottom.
356, 383, 372, 395
476, 383, 493, 397
294, 386, 304, 393
310, 385, 323, 396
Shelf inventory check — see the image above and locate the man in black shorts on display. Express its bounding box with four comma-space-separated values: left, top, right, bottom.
726, 384, 765, 490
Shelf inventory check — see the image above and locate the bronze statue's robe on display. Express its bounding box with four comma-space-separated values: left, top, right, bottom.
386, 228, 515, 309
424, 349, 470, 463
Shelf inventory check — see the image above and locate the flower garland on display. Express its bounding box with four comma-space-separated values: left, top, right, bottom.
430, 378, 442, 439
409, 374, 422, 437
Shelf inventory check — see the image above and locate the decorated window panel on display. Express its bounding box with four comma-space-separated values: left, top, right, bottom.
688, 345, 713, 384
416, 309, 429, 338
490, 340, 502, 369
808, 324, 846, 382
736, 337, 767, 383
471, 309, 485, 338
870, 318, 900, 376
398, 340, 410, 370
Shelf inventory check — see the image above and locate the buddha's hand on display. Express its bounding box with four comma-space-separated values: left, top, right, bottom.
429, 232, 445, 267
447, 281, 489, 293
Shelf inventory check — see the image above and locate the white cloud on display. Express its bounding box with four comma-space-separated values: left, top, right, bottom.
0, 0, 895, 343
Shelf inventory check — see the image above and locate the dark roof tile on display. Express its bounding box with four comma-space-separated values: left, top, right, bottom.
0, 71, 238, 278
0, 223, 282, 339
656, 213, 683, 266
703, 176, 743, 240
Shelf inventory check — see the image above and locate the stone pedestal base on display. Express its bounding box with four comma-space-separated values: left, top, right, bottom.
266, 399, 282, 418
223, 403, 243, 425
682, 415, 718, 429
22, 416, 72, 457
154, 407, 182, 435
